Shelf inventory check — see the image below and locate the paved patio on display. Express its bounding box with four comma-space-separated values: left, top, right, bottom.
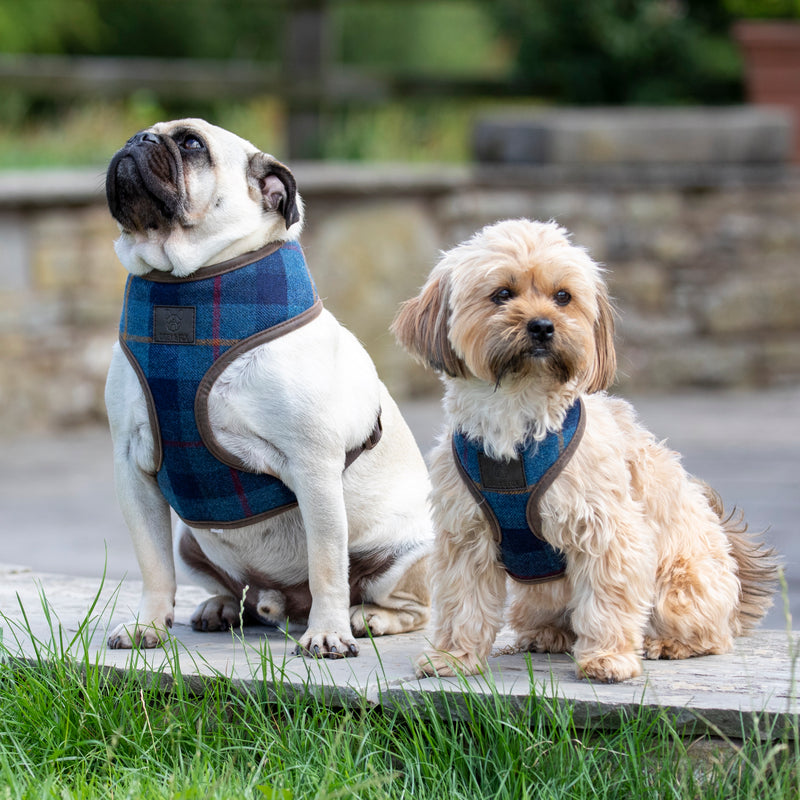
1, 388, 799, 738
0, 567, 796, 741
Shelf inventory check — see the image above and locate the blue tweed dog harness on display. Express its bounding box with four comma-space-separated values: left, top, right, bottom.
452, 400, 585, 583
119, 241, 379, 529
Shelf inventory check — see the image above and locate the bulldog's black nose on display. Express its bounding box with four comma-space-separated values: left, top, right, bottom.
131, 131, 161, 146
528, 318, 555, 343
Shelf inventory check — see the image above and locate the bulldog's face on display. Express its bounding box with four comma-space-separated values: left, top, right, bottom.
106, 118, 303, 277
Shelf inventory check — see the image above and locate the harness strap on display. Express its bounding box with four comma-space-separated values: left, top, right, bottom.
118, 241, 384, 529
344, 413, 383, 470
452, 399, 585, 583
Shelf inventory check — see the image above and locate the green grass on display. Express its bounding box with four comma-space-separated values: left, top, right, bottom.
0, 96, 288, 170
0, 94, 517, 170
0, 587, 798, 799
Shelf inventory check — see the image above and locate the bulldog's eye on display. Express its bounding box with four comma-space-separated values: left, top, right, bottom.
491, 288, 515, 305
554, 289, 572, 306
181, 135, 205, 151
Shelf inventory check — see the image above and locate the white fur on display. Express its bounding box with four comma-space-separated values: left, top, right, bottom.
113, 119, 304, 277
105, 119, 432, 657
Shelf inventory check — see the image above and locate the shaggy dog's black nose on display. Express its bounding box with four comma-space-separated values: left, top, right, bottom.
527, 318, 555, 343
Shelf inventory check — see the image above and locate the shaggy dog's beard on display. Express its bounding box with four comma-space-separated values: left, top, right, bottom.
485, 328, 581, 389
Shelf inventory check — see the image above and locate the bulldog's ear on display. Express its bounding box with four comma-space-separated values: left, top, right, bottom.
247, 153, 301, 229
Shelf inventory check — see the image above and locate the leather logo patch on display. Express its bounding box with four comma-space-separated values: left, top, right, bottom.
153, 306, 196, 344
478, 453, 527, 491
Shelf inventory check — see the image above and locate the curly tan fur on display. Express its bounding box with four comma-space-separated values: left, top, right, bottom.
393, 218, 779, 683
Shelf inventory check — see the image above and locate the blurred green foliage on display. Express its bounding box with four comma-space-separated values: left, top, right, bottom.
723, 0, 800, 17
0, 0, 744, 106
487, 0, 744, 104
335, 1, 507, 77
0, 0, 282, 59
0, 0, 750, 166
0, 0, 499, 69
0, 0, 101, 53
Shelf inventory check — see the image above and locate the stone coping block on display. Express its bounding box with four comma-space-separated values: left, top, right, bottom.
0, 163, 472, 209
3, 109, 797, 213
1, 567, 797, 741
0, 167, 107, 207
473, 106, 794, 167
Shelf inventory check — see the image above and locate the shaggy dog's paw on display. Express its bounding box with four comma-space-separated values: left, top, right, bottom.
414, 649, 486, 678
350, 604, 389, 636
107, 619, 172, 650
576, 651, 642, 683
515, 625, 575, 654
349, 604, 427, 637
644, 635, 690, 660
294, 628, 360, 659
644, 635, 728, 660
190, 595, 243, 632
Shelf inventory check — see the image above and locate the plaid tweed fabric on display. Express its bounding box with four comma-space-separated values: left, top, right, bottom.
452, 400, 584, 583
118, 242, 319, 528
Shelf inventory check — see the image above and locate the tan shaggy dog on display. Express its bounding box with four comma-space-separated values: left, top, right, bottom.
393, 218, 778, 683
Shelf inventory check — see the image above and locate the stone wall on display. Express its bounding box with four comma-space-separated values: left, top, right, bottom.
2, 157, 800, 433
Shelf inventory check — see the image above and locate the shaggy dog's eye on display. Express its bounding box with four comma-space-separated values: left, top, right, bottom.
491, 288, 515, 305
554, 289, 572, 306
181, 135, 205, 151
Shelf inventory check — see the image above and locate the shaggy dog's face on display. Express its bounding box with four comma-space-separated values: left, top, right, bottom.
394, 220, 616, 393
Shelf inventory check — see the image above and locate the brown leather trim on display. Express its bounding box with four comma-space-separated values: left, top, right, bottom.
526, 398, 586, 540
118, 337, 164, 473
451, 406, 585, 586
176, 409, 381, 530
177, 500, 300, 531
509, 569, 565, 585
138, 241, 284, 283
120, 274, 133, 340
194, 299, 324, 471
451, 436, 503, 544
344, 413, 382, 470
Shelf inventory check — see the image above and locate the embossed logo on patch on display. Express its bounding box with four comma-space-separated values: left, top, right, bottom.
154, 306, 196, 344
478, 452, 527, 491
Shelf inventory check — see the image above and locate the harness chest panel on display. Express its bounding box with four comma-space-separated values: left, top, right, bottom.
119, 241, 322, 529
452, 400, 585, 583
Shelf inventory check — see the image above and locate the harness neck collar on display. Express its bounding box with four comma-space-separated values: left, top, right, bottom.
140, 240, 286, 284
452, 399, 585, 583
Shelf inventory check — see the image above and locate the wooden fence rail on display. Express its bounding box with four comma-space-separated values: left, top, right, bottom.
0, 52, 509, 158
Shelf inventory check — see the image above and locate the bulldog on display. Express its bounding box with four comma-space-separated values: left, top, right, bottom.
104, 118, 432, 658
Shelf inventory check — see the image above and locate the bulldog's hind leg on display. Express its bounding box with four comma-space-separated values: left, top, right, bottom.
349, 545, 431, 637
176, 526, 309, 631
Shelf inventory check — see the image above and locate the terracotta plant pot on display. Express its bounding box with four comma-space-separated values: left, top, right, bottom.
733, 19, 800, 160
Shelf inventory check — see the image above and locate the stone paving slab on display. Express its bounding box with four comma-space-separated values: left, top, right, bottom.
2, 567, 796, 741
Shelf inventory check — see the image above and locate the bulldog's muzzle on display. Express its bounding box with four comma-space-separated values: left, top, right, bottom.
106, 131, 185, 232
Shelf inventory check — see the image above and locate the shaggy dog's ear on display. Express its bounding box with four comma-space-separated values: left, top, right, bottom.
584, 283, 617, 393
392, 272, 469, 379
247, 153, 301, 230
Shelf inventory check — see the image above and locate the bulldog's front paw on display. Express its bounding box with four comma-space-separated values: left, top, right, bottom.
415, 648, 486, 678
294, 628, 360, 659
107, 617, 173, 649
